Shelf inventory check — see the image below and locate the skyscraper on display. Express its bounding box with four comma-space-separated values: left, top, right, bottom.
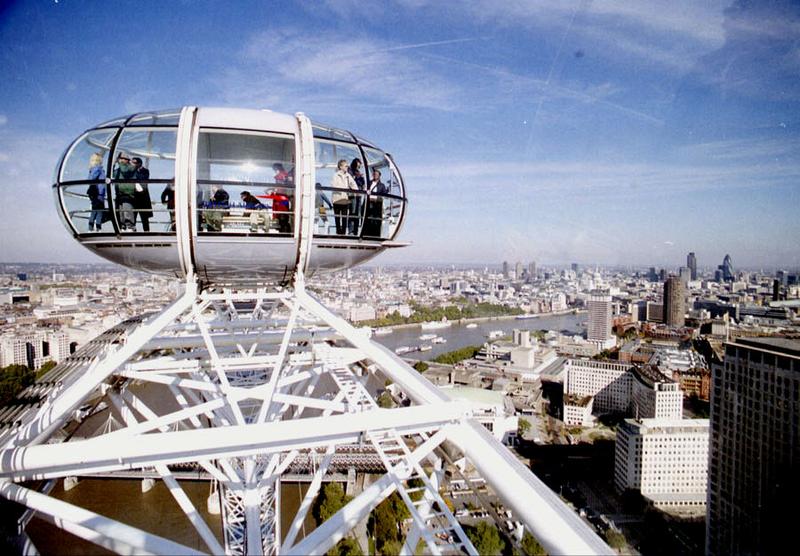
571, 262, 579, 273
528, 261, 536, 280
706, 338, 799, 555
679, 266, 692, 286
515, 262, 523, 281
502, 261, 509, 278
663, 276, 685, 327
687, 252, 697, 280
717, 254, 734, 282
587, 291, 614, 348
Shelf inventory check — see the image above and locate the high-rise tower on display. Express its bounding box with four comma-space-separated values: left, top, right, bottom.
706, 338, 799, 555
587, 291, 614, 349
717, 254, 734, 282
687, 252, 697, 280
663, 275, 685, 327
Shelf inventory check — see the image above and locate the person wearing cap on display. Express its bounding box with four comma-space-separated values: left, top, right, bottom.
113, 152, 137, 231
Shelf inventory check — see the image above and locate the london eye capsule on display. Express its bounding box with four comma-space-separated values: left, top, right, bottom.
53, 107, 407, 284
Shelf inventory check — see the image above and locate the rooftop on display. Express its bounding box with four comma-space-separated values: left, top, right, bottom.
733, 337, 800, 358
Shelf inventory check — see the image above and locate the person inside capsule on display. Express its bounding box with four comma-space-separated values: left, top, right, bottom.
113, 152, 137, 231
240, 190, 269, 233
332, 159, 358, 236
86, 152, 106, 232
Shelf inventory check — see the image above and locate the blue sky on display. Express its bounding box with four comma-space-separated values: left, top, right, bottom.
0, 0, 798, 270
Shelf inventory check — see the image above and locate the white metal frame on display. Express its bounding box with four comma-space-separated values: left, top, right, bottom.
3, 109, 610, 555
0, 277, 611, 555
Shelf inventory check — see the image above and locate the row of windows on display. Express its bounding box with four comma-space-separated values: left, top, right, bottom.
56, 127, 405, 239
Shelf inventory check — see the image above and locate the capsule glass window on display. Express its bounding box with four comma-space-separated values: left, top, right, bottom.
61, 184, 111, 234
314, 139, 365, 237
110, 129, 177, 233
363, 147, 404, 239
59, 130, 116, 183
195, 130, 295, 235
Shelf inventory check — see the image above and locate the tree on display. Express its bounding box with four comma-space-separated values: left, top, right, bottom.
313, 483, 351, 524
412, 361, 429, 373
518, 418, 532, 437
521, 531, 546, 555
371, 497, 400, 548
605, 529, 626, 550
464, 522, 504, 556
0, 364, 36, 406
432, 345, 482, 365
377, 391, 394, 408
37, 360, 57, 376
369, 492, 409, 553
327, 537, 363, 556
378, 540, 402, 556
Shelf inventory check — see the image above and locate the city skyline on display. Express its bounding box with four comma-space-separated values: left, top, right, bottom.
1, 1, 799, 268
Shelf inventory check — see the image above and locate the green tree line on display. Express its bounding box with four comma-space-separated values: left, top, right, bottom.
362, 302, 523, 328
431, 345, 482, 365
0, 360, 57, 407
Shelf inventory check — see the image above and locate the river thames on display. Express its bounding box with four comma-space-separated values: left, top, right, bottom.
372, 312, 587, 360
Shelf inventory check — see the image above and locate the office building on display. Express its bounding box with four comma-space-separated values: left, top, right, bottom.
706, 338, 799, 555
0, 330, 69, 369
679, 266, 692, 286
687, 252, 697, 280
663, 276, 685, 327
528, 261, 536, 280
587, 291, 615, 349
717, 254, 734, 282
615, 418, 709, 516
563, 360, 682, 425
515, 262, 523, 281
502, 261, 509, 278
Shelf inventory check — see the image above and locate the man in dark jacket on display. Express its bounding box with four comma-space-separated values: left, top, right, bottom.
131, 157, 153, 231
241, 191, 268, 233
204, 185, 229, 232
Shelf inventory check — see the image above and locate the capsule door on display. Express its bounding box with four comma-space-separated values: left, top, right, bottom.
190, 124, 301, 284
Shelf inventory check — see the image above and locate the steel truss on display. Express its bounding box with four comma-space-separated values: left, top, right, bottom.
0, 278, 611, 555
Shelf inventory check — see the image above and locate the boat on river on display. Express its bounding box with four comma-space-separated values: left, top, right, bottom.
420, 319, 451, 330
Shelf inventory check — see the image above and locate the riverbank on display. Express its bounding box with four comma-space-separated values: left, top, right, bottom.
368, 309, 586, 333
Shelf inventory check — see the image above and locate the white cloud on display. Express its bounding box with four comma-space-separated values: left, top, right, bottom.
219, 30, 459, 114
397, 0, 729, 73
0, 114, 7, 126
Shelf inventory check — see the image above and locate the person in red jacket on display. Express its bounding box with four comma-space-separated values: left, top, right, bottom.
258, 189, 292, 233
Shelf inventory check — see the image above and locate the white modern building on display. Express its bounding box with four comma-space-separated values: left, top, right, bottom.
440, 386, 519, 445
564, 360, 632, 417
563, 360, 682, 425
615, 418, 709, 516
586, 291, 615, 350
0, 330, 70, 369
631, 365, 683, 421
